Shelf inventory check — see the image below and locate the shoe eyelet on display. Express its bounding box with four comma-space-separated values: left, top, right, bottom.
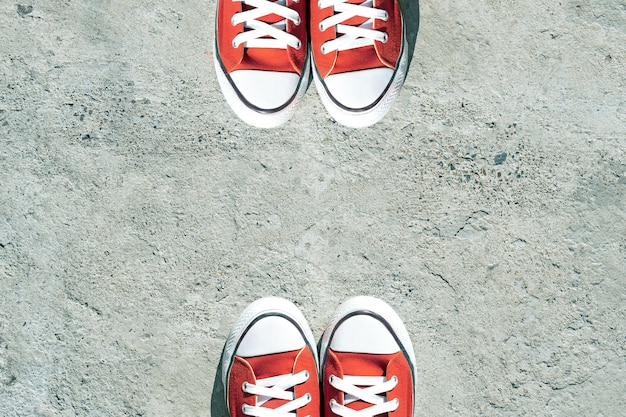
320, 45, 327, 54
328, 374, 335, 384
319, 22, 325, 31
305, 393, 312, 402
242, 381, 248, 391
382, 33, 389, 43
391, 375, 398, 383
295, 40, 302, 50
231, 17, 236, 26
294, 16, 301, 25
232, 40, 239, 48
383, 11, 389, 21
318, 0, 323, 9
303, 370, 310, 379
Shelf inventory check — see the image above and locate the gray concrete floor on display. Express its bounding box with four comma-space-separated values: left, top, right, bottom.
1, 0, 625, 416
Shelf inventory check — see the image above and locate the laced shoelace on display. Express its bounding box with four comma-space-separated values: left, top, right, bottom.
328, 374, 399, 417
242, 370, 312, 417
231, 0, 302, 50
318, 0, 389, 54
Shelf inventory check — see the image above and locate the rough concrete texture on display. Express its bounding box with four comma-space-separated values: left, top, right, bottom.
0, 0, 625, 416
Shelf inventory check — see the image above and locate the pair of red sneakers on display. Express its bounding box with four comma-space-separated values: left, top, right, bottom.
214, 0, 408, 128
222, 296, 416, 417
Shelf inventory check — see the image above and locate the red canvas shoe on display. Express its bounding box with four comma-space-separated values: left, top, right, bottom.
214, 0, 309, 128
310, 0, 408, 128
320, 296, 416, 417
222, 297, 320, 417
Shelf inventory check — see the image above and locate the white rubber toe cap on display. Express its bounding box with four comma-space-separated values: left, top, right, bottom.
324, 68, 394, 110
236, 315, 305, 358
329, 314, 400, 354
230, 70, 301, 110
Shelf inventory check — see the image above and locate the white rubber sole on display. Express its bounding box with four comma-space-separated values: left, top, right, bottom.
319, 296, 417, 391
312, 37, 409, 129
221, 297, 319, 390
213, 43, 310, 129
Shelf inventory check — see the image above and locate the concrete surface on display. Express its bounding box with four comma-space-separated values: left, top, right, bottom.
1, 0, 625, 416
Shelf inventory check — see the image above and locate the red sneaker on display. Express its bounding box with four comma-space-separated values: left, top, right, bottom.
320, 296, 416, 417
310, 0, 408, 128
222, 297, 320, 417
214, 0, 309, 128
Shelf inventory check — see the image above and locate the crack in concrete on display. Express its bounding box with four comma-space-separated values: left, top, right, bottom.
64, 291, 102, 316
454, 210, 490, 237
425, 263, 455, 292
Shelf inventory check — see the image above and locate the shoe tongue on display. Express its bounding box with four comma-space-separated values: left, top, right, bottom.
246, 349, 300, 410
238, 3, 296, 72
328, 0, 387, 75
243, 1, 286, 25
333, 351, 396, 413
334, 351, 393, 376
342, 0, 371, 26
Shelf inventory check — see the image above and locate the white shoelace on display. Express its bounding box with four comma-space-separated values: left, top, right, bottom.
242, 370, 312, 417
328, 374, 399, 417
231, 0, 302, 50
318, 0, 389, 54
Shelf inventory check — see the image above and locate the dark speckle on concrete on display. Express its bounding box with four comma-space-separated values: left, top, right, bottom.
495, 152, 508, 165
17, 5, 33, 17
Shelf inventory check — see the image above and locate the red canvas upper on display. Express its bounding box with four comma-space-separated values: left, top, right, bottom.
227, 348, 320, 417
216, 0, 308, 74
323, 349, 414, 417
310, 0, 404, 78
